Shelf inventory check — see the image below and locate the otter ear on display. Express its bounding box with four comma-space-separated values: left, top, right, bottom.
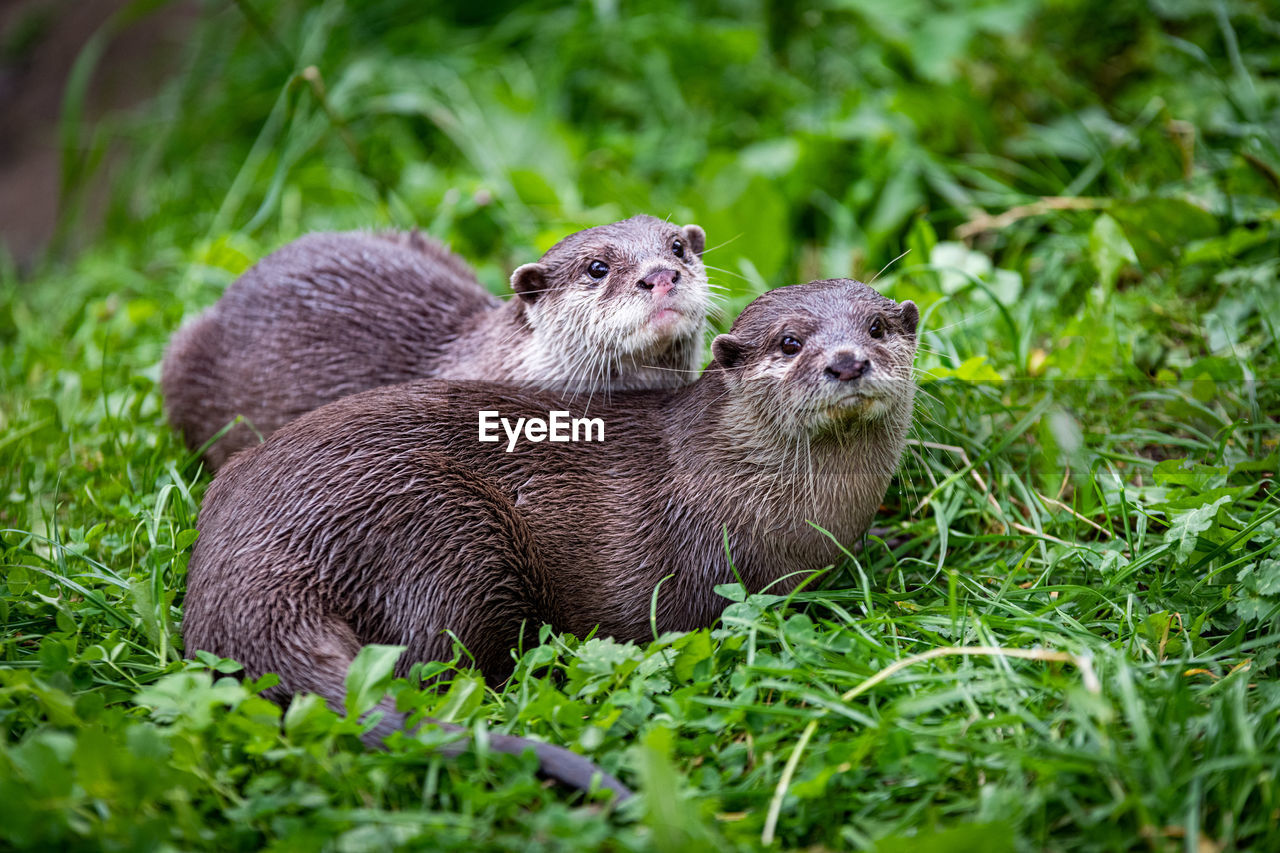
510, 263, 547, 304
899, 300, 919, 336
712, 333, 745, 369
682, 224, 707, 258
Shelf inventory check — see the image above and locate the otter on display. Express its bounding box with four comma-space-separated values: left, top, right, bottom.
162, 216, 709, 469
182, 279, 918, 797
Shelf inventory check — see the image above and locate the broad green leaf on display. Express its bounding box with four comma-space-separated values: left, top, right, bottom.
712, 583, 746, 603
672, 630, 713, 681
343, 644, 406, 718
434, 674, 485, 722
1089, 213, 1137, 288
922, 355, 1003, 383
1166, 495, 1233, 564
1152, 458, 1227, 492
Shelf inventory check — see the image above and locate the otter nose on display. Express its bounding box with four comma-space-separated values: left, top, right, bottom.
637, 269, 679, 296
825, 353, 871, 382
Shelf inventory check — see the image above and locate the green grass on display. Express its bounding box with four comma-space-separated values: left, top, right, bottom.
2, 1, 1278, 850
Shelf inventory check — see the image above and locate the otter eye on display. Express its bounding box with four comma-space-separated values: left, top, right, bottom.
780, 336, 803, 356
672, 239, 685, 259
587, 260, 609, 280
869, 316, 885, 339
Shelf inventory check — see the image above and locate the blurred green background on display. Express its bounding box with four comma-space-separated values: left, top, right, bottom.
1, 1, 1279, 851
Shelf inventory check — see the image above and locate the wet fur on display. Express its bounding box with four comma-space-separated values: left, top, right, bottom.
183, 279, 917, 798
163, 217, 708, 469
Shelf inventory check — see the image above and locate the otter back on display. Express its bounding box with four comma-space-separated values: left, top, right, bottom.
162, 231, 498, 469
163, 216, 709, 470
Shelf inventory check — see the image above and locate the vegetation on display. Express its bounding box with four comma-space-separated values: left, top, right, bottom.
2, 0, 1277, 849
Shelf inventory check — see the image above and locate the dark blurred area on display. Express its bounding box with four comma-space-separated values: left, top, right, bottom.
1, 0, 1275, 302
0, 0, 195, 266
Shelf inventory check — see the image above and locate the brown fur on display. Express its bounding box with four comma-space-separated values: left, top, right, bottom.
163, 216, 708, 469
182, 278, 918, 797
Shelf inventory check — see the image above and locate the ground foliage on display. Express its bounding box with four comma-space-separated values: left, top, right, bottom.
1, 0, 1278, 850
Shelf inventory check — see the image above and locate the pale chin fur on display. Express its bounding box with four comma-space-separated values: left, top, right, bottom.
526, 278, 707, 371
610, 275, 709, 359
616, 306, 703, 358
802, 385, 898, 430
519, 299, 698, 387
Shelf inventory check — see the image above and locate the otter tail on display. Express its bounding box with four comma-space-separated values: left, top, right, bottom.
262, 617, 633, 802
359, 698, 633, 802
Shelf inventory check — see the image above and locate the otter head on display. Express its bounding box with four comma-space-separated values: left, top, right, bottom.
509, 215, 709, 382
711, 279, 918, 438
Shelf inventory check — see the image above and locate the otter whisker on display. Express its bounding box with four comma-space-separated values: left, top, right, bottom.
702, 264, 753, 285
699, 233, 745, 255
869, 249, 911, 285
920, 307, 998, 334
